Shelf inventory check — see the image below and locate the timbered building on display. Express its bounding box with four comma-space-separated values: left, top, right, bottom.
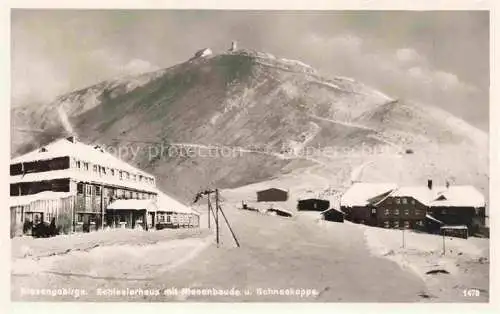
9, 136, 198, 236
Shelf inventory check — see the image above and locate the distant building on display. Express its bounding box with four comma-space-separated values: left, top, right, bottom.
340, 182, 397, 225
155, 191, 200, 229
229, 41, 237, 52
257, 188, 288, 202
321, 208, 345, 223
9, 137, 197, 237
193, 48, 213, 59
340, 180, 486, 234
297, 198, 330, 212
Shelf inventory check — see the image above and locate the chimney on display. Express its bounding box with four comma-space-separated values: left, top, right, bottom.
427, 179, 433, 190
66, 136, 77, 143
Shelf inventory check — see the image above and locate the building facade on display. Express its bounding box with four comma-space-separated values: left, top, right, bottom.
10, 137, 198, 237
257, 188, 289, 202
340, 181, 486, 234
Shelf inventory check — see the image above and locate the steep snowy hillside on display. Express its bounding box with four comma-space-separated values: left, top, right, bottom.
10, 49, 489, 202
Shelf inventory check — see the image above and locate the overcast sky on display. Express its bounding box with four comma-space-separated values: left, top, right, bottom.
11, 10, 489, 130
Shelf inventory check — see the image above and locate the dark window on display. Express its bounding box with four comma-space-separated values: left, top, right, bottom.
84, 163, 89, 171
86, 184, 92, 195
119, 171, 123, 180
95, 186, 101, 196
10, 184, 19, 196
52, 179, 70, 192
93, 165, 98, 173
76, 160, 81, 169
10, 163, 23, 176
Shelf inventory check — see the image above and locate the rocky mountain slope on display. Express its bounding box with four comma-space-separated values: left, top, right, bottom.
10, 49, 489, 203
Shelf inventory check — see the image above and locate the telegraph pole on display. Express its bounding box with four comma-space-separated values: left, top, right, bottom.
215, 189, 220, 247
193, 188, 240, 248
402, 227, 405, 248
207, 193, 211, 229
442, 229, 446, 255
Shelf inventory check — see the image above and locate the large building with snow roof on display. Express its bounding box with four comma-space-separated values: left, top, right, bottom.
340, 180, 486, 234
9, 136, 199, 237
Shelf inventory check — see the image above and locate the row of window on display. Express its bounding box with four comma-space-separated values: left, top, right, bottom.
76, 183, 155, 200
387, 197, 416, 205
157, 213, 195, 224
382, 208, 425, 216
382, 220, 424, 229
73, 159, 155, 185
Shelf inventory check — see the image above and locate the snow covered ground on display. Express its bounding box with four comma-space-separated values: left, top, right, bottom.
361, 224, 489, 302
10, 183, 489, 302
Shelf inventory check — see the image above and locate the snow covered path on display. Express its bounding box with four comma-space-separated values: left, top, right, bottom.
12, 196, 486, 302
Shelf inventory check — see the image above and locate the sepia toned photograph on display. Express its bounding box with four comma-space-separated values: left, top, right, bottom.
9, 9, 490, 303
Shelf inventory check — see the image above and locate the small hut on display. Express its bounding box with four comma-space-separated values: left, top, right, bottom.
257, 188, 288, 202
321, 208, 345, 223
297, 198, 330, 212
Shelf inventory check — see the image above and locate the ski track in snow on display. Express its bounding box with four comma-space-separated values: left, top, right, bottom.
167, 142, 328, 166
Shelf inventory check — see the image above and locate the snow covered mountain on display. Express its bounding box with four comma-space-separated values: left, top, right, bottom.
10, 48, 489, 203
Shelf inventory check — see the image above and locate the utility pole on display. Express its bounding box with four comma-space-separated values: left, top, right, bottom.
207, 194, 211, 229
402, 227, 405, 249
193, 188, 240, 248
442, 229, 446, 255
215, 189, 220, 247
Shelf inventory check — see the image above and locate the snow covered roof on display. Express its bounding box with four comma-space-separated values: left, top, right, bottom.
9, 191, 76, 207
429, 185, 485, 208
425, 214, 444, 224
11, 137, 154, 179
341, 182, 397, 207
156, 190, 200, 215
267, 207, 293, 216
107, 199, 157, 211
320, 207, 346, 215
387, 186, 435, 206
383, 185, 485, 208
441, 225, 468, 230
10, 169, 158, 193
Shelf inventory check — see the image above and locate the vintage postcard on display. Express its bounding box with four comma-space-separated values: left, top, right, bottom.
5, 2, 496, 311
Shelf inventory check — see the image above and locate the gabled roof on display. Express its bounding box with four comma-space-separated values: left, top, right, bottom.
377, 185, 485, 208
341, 182, 397, 207
9, 191, 76, 207
11, 137, 154, 178
429, 185, 485, 208
320, 207, 346, 215
257, 187, 288, 193
156, 190, 200, 215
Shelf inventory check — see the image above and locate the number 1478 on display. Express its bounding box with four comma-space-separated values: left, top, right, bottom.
463, 289, 480, 297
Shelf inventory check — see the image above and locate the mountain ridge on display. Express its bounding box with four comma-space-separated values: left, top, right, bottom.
10, 49, 489, 203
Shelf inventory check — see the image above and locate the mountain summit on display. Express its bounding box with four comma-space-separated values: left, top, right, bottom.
11, 48, 488, 201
